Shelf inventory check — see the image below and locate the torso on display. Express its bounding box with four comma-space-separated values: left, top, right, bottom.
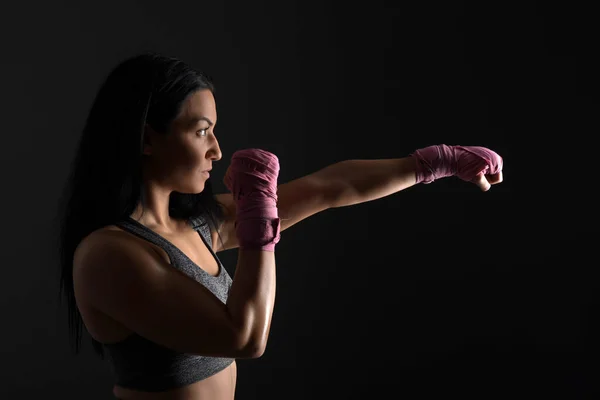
76, 220, 237, 400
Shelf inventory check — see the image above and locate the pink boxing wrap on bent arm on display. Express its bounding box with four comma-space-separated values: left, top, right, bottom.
224, 149, 281, 252
410, 144, 503, 184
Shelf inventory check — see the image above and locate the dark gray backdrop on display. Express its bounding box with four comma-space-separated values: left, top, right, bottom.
1, 0, 597, 398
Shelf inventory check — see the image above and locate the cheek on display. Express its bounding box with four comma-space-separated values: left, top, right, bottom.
174, 143, 203, 165
167, 139, 206, 170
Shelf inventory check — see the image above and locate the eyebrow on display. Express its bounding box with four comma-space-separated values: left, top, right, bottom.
190, 116, 214, 126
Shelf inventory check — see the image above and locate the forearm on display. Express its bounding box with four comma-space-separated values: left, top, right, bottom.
317, 157, 418, 208
226, 249, 276, 358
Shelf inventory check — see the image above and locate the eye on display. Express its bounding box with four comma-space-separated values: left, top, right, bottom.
197, 128, 208, 137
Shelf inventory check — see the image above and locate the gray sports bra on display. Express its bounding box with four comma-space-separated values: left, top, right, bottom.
103, 215, 234, 392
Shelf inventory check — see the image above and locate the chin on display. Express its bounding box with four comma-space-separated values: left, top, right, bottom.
180, 184, 205, 195
195, 183, 206, 194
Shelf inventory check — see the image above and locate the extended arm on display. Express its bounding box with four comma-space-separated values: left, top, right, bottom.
213, 144, 503, 252
213, 156, 418, 251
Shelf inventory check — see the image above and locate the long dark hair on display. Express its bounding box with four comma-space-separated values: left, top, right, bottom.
54, 52, 226, 359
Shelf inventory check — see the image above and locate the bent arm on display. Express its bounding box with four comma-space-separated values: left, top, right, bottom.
74, 231, 275, 359
225, 249, 276, 357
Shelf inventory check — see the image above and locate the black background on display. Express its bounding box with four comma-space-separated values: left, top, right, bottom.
0, 0, 597, 398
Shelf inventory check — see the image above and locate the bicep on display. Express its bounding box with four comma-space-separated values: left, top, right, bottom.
73, 232, 246, 357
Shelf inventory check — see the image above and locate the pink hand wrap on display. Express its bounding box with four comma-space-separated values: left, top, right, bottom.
411, 144, 503, 184
223, 149, 281, 252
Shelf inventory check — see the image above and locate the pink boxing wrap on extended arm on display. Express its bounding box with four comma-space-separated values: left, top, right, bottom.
224, 149, 281, 252
410, 144, 503, 184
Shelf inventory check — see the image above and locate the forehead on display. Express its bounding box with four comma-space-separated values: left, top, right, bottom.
176, 89, 217, 125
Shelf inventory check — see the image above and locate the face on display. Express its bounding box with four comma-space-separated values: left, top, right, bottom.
142, 89, 222, 193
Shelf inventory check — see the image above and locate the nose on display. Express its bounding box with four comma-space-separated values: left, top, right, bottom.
207, 134, 222, 162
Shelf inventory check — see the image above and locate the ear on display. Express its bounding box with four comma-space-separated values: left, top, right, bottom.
142, 124, 156, 156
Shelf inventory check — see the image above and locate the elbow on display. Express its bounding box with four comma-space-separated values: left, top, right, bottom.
231, 318, 272, 358
235, 336, 268, 359
228, 312, 273, 358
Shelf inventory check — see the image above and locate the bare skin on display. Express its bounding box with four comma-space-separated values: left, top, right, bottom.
74, 89, 244, 399
73, 85, 504, 399
78, 222, 238, 400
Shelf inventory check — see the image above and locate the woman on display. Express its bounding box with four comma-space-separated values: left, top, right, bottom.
56, 52, 503, 399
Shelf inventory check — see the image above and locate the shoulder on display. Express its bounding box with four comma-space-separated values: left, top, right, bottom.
73, 225, 167, 305
77, 224, 135, 251
73, 224, 157, 275
75, 225, 119, 258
